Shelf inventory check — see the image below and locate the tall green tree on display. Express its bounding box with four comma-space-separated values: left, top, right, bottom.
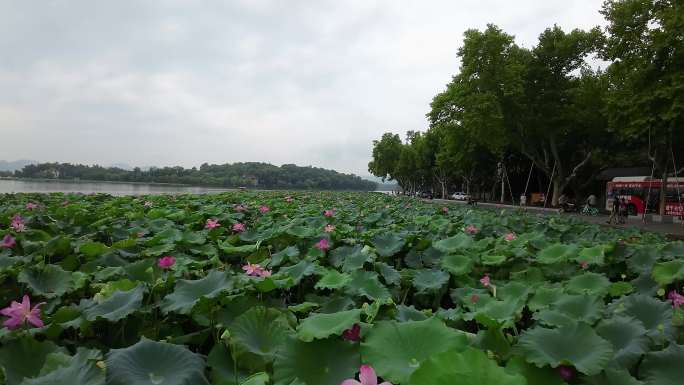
602, 0, 684, 214
368, 133, 403, 183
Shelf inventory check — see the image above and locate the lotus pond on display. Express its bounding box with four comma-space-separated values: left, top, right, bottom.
0, 191, 683, 385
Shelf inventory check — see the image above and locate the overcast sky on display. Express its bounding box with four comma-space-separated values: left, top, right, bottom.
0, 0, 606, 176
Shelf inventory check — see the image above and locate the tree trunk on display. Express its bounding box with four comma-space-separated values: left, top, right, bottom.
660, 170, 668, 215
552, 179, 562, 207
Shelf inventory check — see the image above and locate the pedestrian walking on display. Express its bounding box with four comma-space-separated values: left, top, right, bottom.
520, 194, 527, 207
619, 198, 629, 223
607, 196, 619, 224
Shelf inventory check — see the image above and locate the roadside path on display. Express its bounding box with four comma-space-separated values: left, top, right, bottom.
428, 198, 684, 240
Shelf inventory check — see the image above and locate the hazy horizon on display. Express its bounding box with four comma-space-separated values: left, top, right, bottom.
0, 0, 605, 175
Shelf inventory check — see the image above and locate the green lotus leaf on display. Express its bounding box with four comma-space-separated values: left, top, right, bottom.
565, 272, 611, 297
0, 337, 60, 385
498, 281, 532, 304
361, 318, 469, 384
640, 344, 684, 385
347, 270, 391, 300
396, 305, 429, 322
515, 322, 613, 376
575, 245, 605, 265
141, 243, 176, 257
207, 343, 248, 385
409, 347, 526, 385
229, 306, 293, 360
441, 254, 473, 276
279, 260, 316, 284
372, 232, 405, 257
218, 242, 258, 255
240, 373, 269, 385
627, 247, 659, 274
342, 246, 371, 272
528, 286, 565, 312
661, 242, 684, 258
286, 225, 317, 238
315, 270, 352, 290
412, 269, 449, 293
534, 294, 604, 327
595, 316, 649, 368
81, 285, 144, 322
78, 242, 111, 259
608, 281, 634, 297
537, 243, 576, 264
609, 294, 674, 341
481, 254, 507, 265
297, 309, 361, 342
652, 260, 684, 285
273, 337, 359, 385
18, 264, 76, 298
433, 233, 473, 254
288, 302, 320, 314
471, 298, 524, 328
505, 356, 566, 385
161, 270, 233, 314
20, 349, 105, 385
106, 337, 208, 385
584, 368, 645, 385
270, 246, 299, 267
376, 262, 401, 285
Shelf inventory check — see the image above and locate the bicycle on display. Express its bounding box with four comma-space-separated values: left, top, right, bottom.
580, 204, 599, 216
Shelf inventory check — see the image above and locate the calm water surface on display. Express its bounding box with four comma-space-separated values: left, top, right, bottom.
0, 179, 232, 195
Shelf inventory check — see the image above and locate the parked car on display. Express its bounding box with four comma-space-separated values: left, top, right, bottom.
451, 192, 470, 201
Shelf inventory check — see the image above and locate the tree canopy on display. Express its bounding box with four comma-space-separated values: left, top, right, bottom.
13, 162, 377, 191
369, 0, 684, 213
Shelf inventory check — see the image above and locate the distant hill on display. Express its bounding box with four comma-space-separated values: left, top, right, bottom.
14, 162, 378, 191
0, 159, 36, 172
362, 175, 398, 191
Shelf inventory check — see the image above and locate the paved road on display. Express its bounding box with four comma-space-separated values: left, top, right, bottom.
429, 198, 684, 240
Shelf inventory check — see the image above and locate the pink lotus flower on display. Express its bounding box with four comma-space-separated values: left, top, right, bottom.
480, 275, 490, 287
158, 256, 176, 269
341, 365, 392, 385
580, 261, 589, 270
668, 290, 684, 308
342, 324, 361, 342
314, 238, 330, 251
442, 207, 449, 214
285, 196, 293, 203
557, 365, 575, 381
324, 209, 334, 217
0, 234, 16, 248
324, 224, 336, 233
470, 294, 480, 304
0, 295, 45, 329
504, 232, 516, 241
242, 262, 264, 277
232, 223, 246, 233
205, 219, 220, 229
257, 268, 272, 278
10, 215, 25, 232
234, 204, 248, 212
465, 225, 478, 235
25, 202, 38, 210
259, 206, 270, 213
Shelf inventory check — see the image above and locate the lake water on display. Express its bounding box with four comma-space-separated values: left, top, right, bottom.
0, 179, 232, 195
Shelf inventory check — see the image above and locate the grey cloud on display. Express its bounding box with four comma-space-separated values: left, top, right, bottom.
0, 0, 606, 175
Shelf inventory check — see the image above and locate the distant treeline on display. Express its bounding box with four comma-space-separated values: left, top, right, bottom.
11, 162, 378, 191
